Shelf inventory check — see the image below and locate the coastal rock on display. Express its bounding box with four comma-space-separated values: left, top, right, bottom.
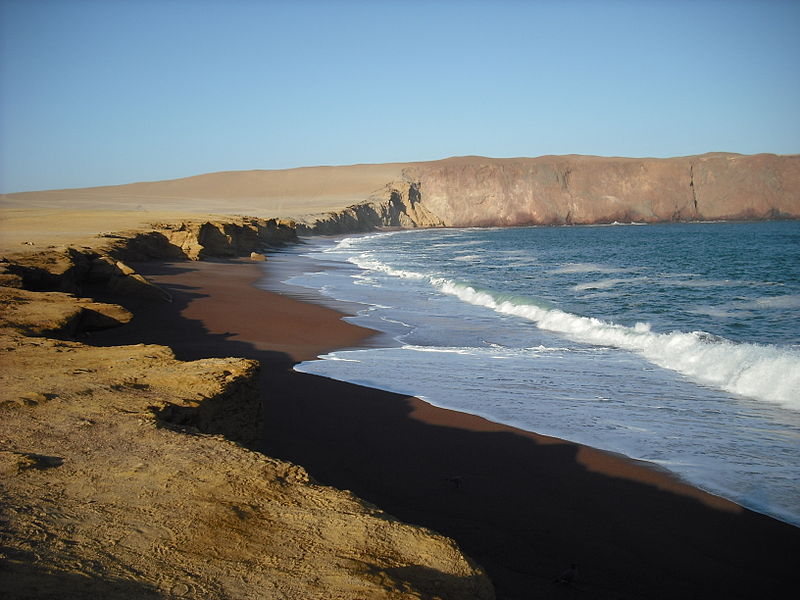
87, 255, 123, 280
3, 154, 796, 242
84, 218, 297, 262
249, 251, 267, 261
1, 217, 298, 306
86, 256, 174, 304
0, 287, 132, 337
75, 297, 134, 331
114, 260, 136, 275
0, 247, 91, 293
298, 181, 445, 234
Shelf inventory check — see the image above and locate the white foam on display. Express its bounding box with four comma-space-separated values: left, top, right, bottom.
434, 279, 800, 411
689, 294, 800, 318
551, 262, 633, 274
687, 306, 750, 319
453, 254, 483, 262
752, 294, 800, 309
318, 354, 362, 362
349, 254, 428, 280
572, 277, 648, 291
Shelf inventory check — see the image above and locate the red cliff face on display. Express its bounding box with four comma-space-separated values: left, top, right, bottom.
400, 153, 800, 227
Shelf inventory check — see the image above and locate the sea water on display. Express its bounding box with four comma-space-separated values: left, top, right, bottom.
264, 222, 800, 526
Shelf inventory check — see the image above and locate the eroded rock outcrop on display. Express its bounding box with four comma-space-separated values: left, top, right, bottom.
0, 287, 132, 338
0, 216, 299, 302
106, 217, 298, 261
0, 333, 492, 599
297, 182, 445, 234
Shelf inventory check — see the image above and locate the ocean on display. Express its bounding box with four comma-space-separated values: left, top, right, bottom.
261, 221, 800, 526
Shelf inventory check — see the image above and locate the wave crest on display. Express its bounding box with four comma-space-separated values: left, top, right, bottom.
434, 279, 800, 411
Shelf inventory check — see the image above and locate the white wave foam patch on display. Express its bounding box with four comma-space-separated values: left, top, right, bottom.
349, 254, 428, 280
573, 277, 648, 291
326, 231, 402, 253
689, 294, 800, 318
453, 254, 483, 262
551, 262, 634, 274
434, 279, 800, 410
751, 294, 800, 309
659, 276, 766, 288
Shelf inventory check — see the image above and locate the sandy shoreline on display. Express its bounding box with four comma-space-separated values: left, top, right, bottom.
88, 255, 799, 599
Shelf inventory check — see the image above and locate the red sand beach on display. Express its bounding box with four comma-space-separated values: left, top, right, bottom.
93, 258, 799, 600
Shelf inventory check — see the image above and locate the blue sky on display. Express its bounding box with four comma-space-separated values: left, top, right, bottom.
1, 0, 799, 193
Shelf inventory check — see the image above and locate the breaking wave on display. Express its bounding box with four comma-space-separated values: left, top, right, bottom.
434, 279, 800, 411
346, 246, 799, 411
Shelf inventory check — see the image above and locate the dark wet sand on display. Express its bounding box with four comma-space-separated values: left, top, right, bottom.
94, 258, 800, 600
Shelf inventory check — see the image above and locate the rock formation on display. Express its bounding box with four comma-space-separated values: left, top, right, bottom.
109, 217, 298, 261
0, 333, 492, 599
297, 181, 446, 234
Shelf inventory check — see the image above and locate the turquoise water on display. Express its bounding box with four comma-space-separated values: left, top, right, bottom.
274, 222, 800, 526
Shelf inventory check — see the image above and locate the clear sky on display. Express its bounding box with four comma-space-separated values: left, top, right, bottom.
1, 0, 799, 193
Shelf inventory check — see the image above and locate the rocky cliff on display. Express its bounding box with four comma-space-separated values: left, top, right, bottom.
110, 217, 299, 261
299, 153, 799, 231
412, 153, 800, 226
297, 181, 445, 234
0, 216, 298, 301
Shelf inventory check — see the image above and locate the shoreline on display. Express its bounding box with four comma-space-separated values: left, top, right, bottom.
93, 255, 799, 599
